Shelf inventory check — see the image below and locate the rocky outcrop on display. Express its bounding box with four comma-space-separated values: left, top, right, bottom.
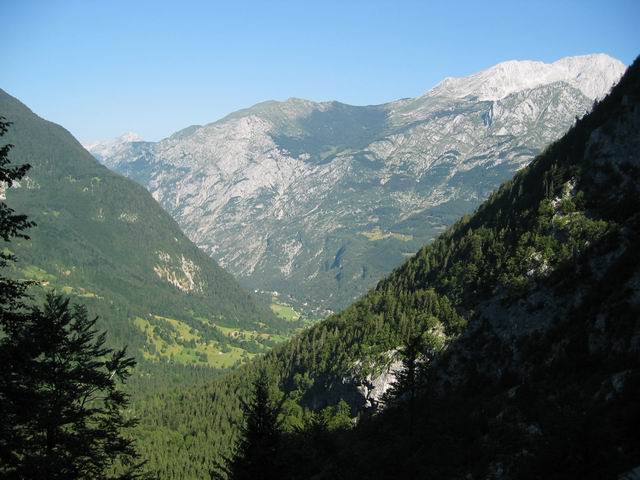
304, 351, 403, 413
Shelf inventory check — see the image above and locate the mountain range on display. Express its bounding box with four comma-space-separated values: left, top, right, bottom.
127, 55, 640, 479
0, 89, 286, 376
2, 51, 638, 479
87, 54, 626, 315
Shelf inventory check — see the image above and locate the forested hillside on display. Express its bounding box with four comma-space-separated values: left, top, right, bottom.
0, 89, 287, 379
129, 57, 640, 479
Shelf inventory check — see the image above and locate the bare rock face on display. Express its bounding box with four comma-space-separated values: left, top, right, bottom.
303, 352, 403, 413
87, 54, 626, 315
354, 358, 403, 411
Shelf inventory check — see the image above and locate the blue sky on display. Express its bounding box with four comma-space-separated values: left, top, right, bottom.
1, 0, 638, 141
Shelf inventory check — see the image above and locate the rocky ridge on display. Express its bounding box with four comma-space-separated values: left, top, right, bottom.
88, 54, 626, 314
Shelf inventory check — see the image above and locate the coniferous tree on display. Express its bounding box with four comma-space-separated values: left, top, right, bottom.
382, 331, 426, 436
0, 115, 36, 470
382, 317, 439, 435
0, 116, 33, 322
1, 294, 144, 479
216, 369, 282, 480
0, 118, 144, 479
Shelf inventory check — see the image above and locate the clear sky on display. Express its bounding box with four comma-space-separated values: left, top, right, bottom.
1, 0, 638, 142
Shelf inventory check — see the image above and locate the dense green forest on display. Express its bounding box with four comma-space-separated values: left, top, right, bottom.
126, 57, 640, 478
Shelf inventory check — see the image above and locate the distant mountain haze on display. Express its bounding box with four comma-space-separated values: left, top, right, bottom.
87, 54, 626, 315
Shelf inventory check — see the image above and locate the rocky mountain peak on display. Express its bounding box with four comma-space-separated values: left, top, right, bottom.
82, 132, 145, 163
427, 53, 625, 101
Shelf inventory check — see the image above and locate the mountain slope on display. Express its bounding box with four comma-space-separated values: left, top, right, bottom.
129, 57, 639, 478
89, 54, 626, 315
0, 89, 283, 371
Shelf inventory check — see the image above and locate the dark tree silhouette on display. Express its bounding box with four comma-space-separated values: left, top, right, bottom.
2, 294, 144, 479
216, 369, 282, 480
0, 116, 33, 323
0, 115, 36, 470
382, 331, 425, 436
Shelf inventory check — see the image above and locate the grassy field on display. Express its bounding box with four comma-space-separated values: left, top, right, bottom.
21, 265, 56, 283
215, 323, 289, 343
133, 314, 290, 368
133, 315, 249, 368
59, 285, 102, 298
20, 264, 102, 299
17, 262, 296, 370
360, 227, 413, 242
270, 300, 301, 321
